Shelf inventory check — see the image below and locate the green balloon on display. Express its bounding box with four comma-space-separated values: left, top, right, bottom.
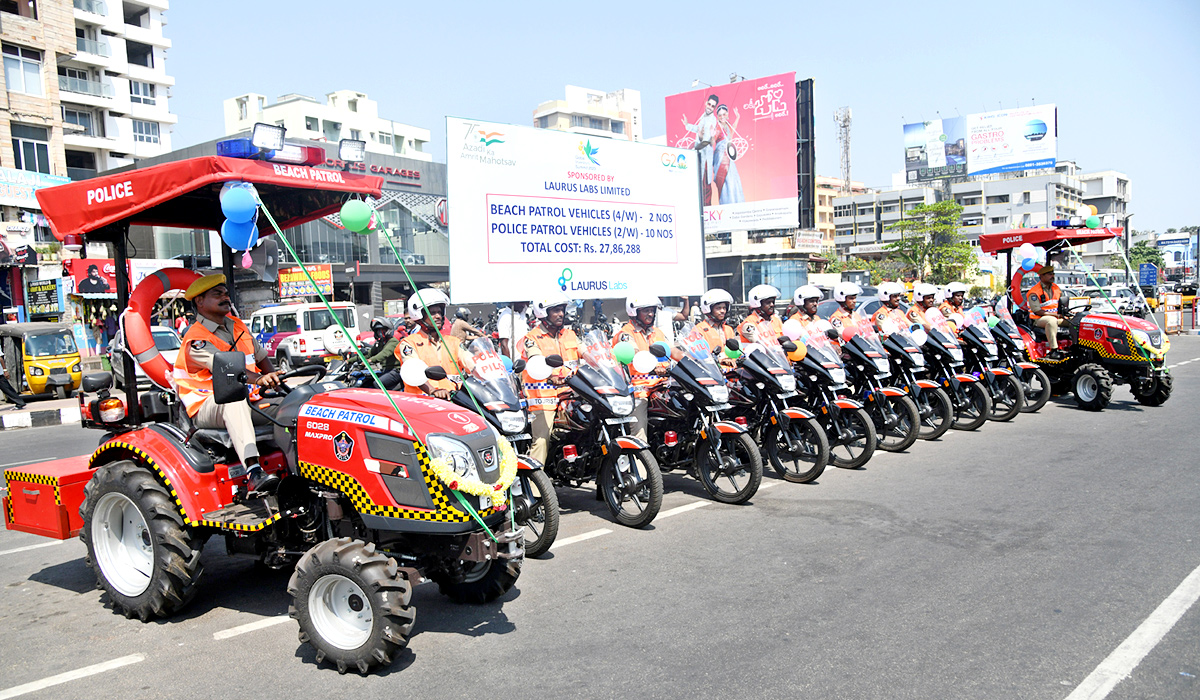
1085, 215, 1100, 229
723, 345, 742, 359
613, 341, 636, 365
340, 200, 372, 233
987, 316, 1000, 328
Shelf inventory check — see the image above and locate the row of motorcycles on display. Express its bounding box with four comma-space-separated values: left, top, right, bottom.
330, 301, 1052, 558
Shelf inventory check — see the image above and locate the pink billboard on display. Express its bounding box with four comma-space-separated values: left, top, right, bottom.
666, 72, 798, 232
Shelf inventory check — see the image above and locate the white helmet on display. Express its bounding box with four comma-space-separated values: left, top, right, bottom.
408, 288, 450, 320
878, 282, 903, 299
699, 288, 734, 315
533, 291, 572, 319
625, 295, 662, 318
913, 283, 938, 301
793, 285, 822, 306
946, 281, 969, 296
746, 284, 780, 309
833, 282, 862, 303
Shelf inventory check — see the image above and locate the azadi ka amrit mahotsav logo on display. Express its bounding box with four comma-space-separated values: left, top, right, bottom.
477, 130, 504, 146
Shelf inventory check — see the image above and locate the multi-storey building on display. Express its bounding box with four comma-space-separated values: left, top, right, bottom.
814, 174, 868, 246
533, 86, 642, 142
223, 90, 431, 161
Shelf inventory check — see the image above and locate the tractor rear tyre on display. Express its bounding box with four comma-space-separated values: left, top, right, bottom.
289, 538, 416, 675
1072, 363, 1113, 411
79, 460, 205, 621
434, 556, 522, 604
1134, 372, 1173, 407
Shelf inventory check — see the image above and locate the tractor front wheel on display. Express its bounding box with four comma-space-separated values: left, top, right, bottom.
1072, 363, 1113, 411
1134, 372, 1173, 407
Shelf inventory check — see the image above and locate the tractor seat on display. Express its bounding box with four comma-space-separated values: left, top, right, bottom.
188, 424, 279, 458
1029, 324, 1073, 343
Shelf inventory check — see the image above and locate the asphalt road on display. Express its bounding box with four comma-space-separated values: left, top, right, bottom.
1, 338, 1198, 699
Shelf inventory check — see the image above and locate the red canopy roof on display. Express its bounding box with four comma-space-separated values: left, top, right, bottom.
35, 156, 384, 241
978, 226, 1122, 254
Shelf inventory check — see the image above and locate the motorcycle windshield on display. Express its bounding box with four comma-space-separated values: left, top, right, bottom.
958, 306, 990, 331
675, 323, 725, 384
747, 321, 793, 374
847, 311, 887, 356
465, 337, 521, 408
581, 329, 630, 395
877, 311, 918, 347
924, 307, 962, 347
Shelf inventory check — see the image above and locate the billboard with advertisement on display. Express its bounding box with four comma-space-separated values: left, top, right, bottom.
63, 258, 118, 295
446, 117, 703, 303
279, 264, 334, 297
0, 167, 70, 209
26, 278, 64, 318
665, 73, 799, 233
904, 104, 1057, 182
1, 222, 38, 266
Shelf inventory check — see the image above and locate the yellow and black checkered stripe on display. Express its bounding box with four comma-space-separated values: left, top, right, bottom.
1079, 331, 1165, 363
3, 470, 63, 506
90, 441, 280, 533
299, 441, 499, 523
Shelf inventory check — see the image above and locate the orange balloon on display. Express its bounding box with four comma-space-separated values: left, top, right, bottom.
1088, 204, 1098, 216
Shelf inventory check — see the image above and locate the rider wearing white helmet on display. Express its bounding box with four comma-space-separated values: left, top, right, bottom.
616, 295, 670, 440
789, 285, 823, 329
522, 291, 581, 463
873, 282, 908, 335
907, 283, 940, 329
696, 288, 736, 357
940, 281, 969, 317
394, 288, 472, 399
829, 281, 862, 331
739, 284, 783, 344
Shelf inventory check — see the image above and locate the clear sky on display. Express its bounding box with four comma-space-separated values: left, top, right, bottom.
168, 0, 1198, 234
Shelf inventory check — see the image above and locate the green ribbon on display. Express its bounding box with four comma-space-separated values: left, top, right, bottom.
451, 488, 498, 542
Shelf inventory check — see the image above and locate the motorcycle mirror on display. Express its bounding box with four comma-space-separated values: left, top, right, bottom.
212, 351, 249, 405
511, 358, 526, 374
649, 344, 668, 359
545, 354, 564, 368
725, 338, 741, 351
781, 340, 798, 353
425, 366, 448, 381
825, 328, 840, 341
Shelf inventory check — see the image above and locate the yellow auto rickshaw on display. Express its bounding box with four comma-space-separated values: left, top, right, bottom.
0, 322, 83, 398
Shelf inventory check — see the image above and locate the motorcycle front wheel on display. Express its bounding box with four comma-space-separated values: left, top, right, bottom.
514, 469, 559, 558
599, 448, 663, 528
874, 395, 920, 452
952, 381, 992, 431
914, 387, 954, 440
987, 374, 1024, 422
697, 432, 762, 504
1019, 367, 1051, 413
830, 408, 877, 469
765, 416, 830, 483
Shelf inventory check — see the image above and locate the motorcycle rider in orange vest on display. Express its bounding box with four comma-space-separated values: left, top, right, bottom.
738, 284, 784, 344
872, 282, 909, 334
696, 289, 737, 366
907, 283, 940, 329
828, 282, 862, 349
1028, 266, 1066, 358
394, 288, 474, 399
614, 296, 677, 440
174, 275, 281, 493
939, 282, 968, 333
789, 285, 823, 332
520, 292, 581, 464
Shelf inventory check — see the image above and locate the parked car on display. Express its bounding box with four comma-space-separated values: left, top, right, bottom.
109, 325, 181, 388
248, 301, 360, 372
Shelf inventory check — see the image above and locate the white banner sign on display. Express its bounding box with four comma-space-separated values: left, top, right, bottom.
447, 117, 703, 303
967, 104, 1057, 176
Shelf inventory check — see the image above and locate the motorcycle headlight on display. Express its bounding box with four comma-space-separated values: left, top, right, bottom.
873, 358, 891, 374
910, 353, 925, 367
608, 395, 633, 416
708, 385, 730, 403
498, 411, 526, 434
426, 435, 479, 483
949, 347, 964, 362
778, 375, 796, 392
829, 368, 846, 385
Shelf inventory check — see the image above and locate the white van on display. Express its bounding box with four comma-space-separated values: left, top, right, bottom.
248, 301, 359, 371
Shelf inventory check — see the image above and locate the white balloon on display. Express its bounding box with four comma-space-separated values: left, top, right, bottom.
911, 328, 928, 346
400, 358, 429, 388
743, 342, 763, 356
950, 313, 965, 326
632, 350, 658, 374
1018, 243, 1036, 260
525, 354, 552, 381
782, 318, 804, 341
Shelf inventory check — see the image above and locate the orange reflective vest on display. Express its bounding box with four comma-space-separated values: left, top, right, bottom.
906, 304, 930, 328
738, 312, 782, 344
1028, 282, 1061, 319
520, 325, 581, 412
872, 306, 908, 334
174, 316, 259, 417
788, 311, 818, 331
613, 321, 667, 398
395, 328, 464, 395
695, 318, 734, 355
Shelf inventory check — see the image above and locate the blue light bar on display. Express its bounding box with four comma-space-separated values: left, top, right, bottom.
216, 138, 257, 159
1051, 219, 1070, 228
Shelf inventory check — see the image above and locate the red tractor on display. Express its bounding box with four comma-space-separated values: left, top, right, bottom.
980, 225, 1171, 411
3, 151, 527, 674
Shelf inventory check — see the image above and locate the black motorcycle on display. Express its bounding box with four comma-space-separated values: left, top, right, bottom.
919, 308, 992, 431
954, 308, 1024, 422
723, 334, 831, 483
990, 302, 1051, 413
647, 328, 762, 504
543, 330, 663, 528
791, 324, 877, 469
839, 312, 920, 453
875, 317, 954, 441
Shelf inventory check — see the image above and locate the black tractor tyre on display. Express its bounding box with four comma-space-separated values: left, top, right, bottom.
434, 555, 523, 605
1134, 372, 1172, 407
875, 395, 920, 453
1072, 363, 1114, 411
515, 469, 559, 558
599, 448, 663, 528
987, 374, 1024, 422
696, 432, 763, 504
79, 460, 205, 621
951, 381, 992, 431
830, 408, 877, 469
288, 538, 416, 674
765, 416, 829, 483
1019, 368, 1052, 413
915, 387, 954, 441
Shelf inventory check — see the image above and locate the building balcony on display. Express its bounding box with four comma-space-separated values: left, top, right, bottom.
122, 24, 172, 49
59, 75, 112, 98
76, 37, 110, 57
73, 0, 108, 17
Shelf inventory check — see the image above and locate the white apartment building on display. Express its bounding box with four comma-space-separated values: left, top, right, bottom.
533, 86, 642, 142
61, 0, 177, 178
223, 90, 431, 162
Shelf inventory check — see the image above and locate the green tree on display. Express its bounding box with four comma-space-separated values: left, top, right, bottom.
1127, 240, 1164, 268
883, 200, 976, 284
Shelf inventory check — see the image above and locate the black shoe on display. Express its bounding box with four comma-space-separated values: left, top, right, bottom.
1048, 349, 1066, 360
246, 467, 280, 494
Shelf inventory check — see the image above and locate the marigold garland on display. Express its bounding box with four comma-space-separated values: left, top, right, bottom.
427, 434, 517, 499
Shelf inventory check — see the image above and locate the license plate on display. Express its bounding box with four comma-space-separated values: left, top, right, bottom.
479, 495, 491, 510
506, 433, 531, 441
604, 416, 637, 425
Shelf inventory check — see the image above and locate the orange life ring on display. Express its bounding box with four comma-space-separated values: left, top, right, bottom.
125, 268, 203, 389
1010, 262, 1044, 311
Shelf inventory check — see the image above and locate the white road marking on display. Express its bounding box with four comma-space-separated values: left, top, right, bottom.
1064, 562, 1200, 700
0, 540, 64, 557
0, 654, 144, 700
549, 528, 613, 550
212, 615, 291, 640
656, 501, 710, 519
758, 481, 780, 491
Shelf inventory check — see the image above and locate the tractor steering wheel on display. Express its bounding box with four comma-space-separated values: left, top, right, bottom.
261, 364, 327, 397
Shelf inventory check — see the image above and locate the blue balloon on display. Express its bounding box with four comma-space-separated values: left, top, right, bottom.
221, 218, 258, 251
1021, 257, 1036, 271
220, 186, 257, 224
501, 354, 514, 372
